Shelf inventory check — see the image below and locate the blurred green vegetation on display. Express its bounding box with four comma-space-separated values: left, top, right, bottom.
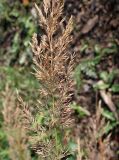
0, 0, 41, 159
0, 0, 41, 66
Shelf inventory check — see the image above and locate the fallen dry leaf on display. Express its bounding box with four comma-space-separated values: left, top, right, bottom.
81, 15, 99, 34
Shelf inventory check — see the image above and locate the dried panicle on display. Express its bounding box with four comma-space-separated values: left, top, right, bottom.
18, 96, 34, 130
43, 0, 50, 14
20, 0, 75, 158
55, 16, 73, 54
32, 142, 54, 157
35, 3, 46, 27
31, 0, 75, 102
60, 106, 75, 127
2, 86, 31, 160
76, 101, 115, 160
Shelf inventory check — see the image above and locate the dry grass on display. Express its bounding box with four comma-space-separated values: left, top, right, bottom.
19, 0, 76, 159
76, 101, 116, 160
2, 85, 31, 160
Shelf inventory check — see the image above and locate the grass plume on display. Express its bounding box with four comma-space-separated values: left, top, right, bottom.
2, 86, 31, 160
20, 0, 75, 159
